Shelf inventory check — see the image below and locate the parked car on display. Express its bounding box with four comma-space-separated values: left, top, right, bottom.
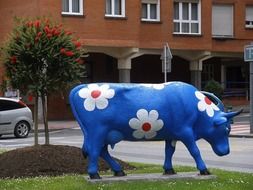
0, 97, 33, 138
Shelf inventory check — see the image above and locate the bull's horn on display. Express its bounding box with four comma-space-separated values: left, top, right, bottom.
223, 109, 243, 119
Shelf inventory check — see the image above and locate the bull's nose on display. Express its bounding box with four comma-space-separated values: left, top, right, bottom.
218, 149, 229, 156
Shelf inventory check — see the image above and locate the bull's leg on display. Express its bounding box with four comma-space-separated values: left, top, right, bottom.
181, 132, 211, 175
81, 139, 88, 158
87, 149, 101, 179
100, 145, 126, 177
163, 140, 177, 175
86, 136, 105, 179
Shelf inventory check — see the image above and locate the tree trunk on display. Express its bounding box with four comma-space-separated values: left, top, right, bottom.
42, 95, 49, 145
34, 95, 39, 146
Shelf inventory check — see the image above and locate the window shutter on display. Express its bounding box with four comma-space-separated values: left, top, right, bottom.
212, 5, 233, 37
246, 6, 253, 21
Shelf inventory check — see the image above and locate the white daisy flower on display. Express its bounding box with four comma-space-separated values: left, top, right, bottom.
129, 109, 164, 139
195, 91, 219, 117
78, 84, 115, 111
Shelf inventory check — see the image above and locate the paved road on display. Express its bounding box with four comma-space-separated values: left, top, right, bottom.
1, 127, 253, 173
234, 112, 250, 124
231, 113, 251, 135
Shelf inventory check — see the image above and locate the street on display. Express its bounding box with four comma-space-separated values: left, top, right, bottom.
0, 124, 253, 173
231, 112, 251, 134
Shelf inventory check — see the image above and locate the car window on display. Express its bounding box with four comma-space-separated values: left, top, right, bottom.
0, 100, 25, 111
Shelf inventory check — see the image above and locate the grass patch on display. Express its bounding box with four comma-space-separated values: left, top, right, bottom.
0, 163, 252, 190
0, 149, 7, 154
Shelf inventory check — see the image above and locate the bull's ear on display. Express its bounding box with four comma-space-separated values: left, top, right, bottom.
214, 116, 227, 126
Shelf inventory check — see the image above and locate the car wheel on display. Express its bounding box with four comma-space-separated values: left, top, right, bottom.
14, 121, 30, 138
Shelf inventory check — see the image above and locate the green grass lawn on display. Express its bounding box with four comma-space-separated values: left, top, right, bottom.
0, 163, 252, 190
0, 149, 7, 154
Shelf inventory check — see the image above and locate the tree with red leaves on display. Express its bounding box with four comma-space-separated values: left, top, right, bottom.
1, 17, 86, 145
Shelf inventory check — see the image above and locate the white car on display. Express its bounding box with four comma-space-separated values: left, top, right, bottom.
0, 97, 33, 138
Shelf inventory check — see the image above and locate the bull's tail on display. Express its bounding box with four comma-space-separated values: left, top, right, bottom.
69, 84, 87, 136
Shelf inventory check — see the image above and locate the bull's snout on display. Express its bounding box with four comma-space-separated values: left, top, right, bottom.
213, 145, 230, 156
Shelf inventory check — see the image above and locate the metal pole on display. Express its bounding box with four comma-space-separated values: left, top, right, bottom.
164, 45, 167, 83
250, 62, 253, 133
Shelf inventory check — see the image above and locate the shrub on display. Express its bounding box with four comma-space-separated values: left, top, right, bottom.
203, 79, 223, 99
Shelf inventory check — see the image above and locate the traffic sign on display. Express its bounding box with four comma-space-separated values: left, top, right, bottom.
161, 43, 172, 83
244, 45, 253, 62
161, 43, 172, 73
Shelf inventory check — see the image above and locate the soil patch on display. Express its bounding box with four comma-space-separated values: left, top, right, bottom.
0, 145, 135, 178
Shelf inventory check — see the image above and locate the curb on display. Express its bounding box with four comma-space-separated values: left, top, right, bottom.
31, 129, 63, 133
230, 134, 253, 138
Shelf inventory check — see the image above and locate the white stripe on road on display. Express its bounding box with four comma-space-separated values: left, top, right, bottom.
231, 130, 249, 134
232, 128, 249, 131
231, 124, 250, 135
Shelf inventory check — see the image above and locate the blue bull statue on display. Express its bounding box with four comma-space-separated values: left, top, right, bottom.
69, 82, 241, 179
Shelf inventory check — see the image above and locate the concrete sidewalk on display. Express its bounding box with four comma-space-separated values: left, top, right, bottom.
38, 120, 79, 131
86, 172, 216, 183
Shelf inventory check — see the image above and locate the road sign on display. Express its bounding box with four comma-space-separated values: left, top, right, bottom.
161, 43, 172, 82
161, 44, 172, 72
244, 45, 253, 62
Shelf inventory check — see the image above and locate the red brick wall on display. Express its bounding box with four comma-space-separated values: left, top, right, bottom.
1, 0, 252, 52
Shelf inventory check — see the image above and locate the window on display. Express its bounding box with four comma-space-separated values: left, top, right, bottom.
173, 1, 201, 35
141, 0, 160, 21
0, 100, 25, 112
246, 6, 253, 29
212, 4, 233, 38
62, 0, 83, 15
105, 0, 125, 17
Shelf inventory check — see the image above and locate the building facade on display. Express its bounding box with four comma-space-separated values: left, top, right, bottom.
0, 0, 252, 119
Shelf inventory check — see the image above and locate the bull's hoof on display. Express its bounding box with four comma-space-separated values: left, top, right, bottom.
114, 170, 126, 177
89, 173, 101, 179
82, 151, 88, 159
200, 169, 211, 175
163, 168, 176, 175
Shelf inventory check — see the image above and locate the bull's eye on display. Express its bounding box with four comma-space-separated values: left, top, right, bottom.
226, 127, 230, 134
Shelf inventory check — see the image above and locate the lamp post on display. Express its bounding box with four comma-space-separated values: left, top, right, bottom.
244, 43, 253, 134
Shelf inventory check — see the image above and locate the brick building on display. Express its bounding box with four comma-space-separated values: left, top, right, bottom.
0, 0, 253, 119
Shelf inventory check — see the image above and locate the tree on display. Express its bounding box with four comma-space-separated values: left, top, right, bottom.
1, 17, 86, 145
